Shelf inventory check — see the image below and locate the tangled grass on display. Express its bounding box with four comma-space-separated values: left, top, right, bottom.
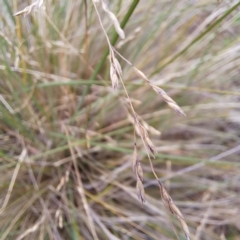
0, 0, 240, 239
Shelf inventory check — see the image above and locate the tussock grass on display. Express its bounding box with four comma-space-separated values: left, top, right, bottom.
0, 0, 240, 239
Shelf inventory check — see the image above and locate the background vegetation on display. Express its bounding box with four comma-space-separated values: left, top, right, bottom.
0, 0, 240, 239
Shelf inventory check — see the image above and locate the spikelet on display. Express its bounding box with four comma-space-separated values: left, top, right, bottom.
145, 137, 157, 157
109, 51, 122, 90
142, 121, 161, 136
132, 143, 138, 173
152, 86, 186, 116
159, 182, 190, 240
135, 121, 148, 139
132, 141, 145, 205
136, 179, 145, 205
110, 64, 119, 89
136, 161, 143, 182
112, 57, 122, 77
132, 65, 185, 116
133, 67, 150, 84
135, 120, 157, 158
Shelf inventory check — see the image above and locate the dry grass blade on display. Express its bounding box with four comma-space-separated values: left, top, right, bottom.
16, 215, 45, 240
14, 0, 43, 16
0, 149, 26, 214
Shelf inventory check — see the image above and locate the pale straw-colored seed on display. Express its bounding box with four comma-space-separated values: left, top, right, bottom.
160, 184, 190, 240
179, 218, 191, 240
153, 86, 186, 116
145, 137, 157, 157
133, 67, 150, 83
136, 122, 148, 139
100, 0, 125, 39
112, 57, 122, 77
136, 179, 145, 205
169, 201, 184, 219
110, 64, 119, 89
161, 186, 175, 214
152, 86, 167, 95
167, 102, 186, 116
134, 124, 141, 138
136, 161, 143, 182
109, 52, 122, 90
132, 143, 138, 173
142, 121, 161, 136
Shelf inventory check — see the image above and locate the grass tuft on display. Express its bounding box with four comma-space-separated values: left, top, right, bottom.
0, 1, 240, 239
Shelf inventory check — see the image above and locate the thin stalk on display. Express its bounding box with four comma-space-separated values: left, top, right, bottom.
75, 0, 140, 114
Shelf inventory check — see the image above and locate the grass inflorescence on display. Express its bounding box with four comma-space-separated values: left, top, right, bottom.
0, 0, 240, 239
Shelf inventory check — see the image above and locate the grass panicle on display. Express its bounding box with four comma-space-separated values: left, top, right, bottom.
1, 0, 240, 240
